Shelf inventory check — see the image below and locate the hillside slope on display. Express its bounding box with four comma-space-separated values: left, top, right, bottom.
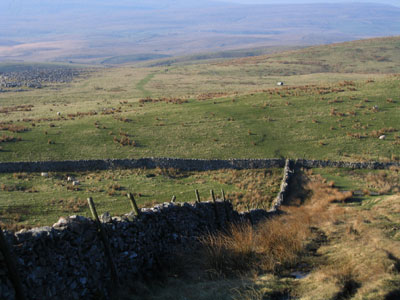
219, 36, 400, 75
0, 37, 399, 162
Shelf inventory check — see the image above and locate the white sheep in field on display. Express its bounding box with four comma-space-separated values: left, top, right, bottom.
67, 176, 74, 182
379, 135, 386, 140
72, 180, 80, 186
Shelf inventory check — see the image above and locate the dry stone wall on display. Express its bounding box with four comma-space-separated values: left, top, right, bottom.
0, 158, 398, 174
0, 201, 269, 300
269, 159, 294, 212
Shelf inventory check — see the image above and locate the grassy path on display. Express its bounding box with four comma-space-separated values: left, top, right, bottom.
135, 72, 156, 97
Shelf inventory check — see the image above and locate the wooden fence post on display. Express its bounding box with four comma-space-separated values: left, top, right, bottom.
210, 190, 220, 229
0, 225, 26, 300
221, 189, 230, 223
195, 189, 201, 203
221, 189, 226, 202
127, 193, 141, 217
87, 197, 119, 287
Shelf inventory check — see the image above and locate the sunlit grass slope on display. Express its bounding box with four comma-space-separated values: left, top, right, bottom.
0, 37, 399, 162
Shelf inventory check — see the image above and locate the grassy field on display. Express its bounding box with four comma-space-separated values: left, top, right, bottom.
1, 37, 399, 162
0, 168, 282, 230
0, 74, 398, 162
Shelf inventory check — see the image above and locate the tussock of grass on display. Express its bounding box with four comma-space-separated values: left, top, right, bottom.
364, 169, 400, 195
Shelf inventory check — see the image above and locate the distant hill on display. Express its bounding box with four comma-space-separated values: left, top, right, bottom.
221, 36, 400, 75
1, 1, 400, 63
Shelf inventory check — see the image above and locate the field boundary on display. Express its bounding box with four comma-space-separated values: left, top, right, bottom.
0, 158, 399, 173
270, 159, 294, 212
0, 201, 270, 299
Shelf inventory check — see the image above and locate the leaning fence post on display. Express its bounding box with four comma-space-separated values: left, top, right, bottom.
210, 190, 220, 229
195, 189, 201, 203
0, 225, 26, 300
87, 197, 119, 287
127, 193, 141, 217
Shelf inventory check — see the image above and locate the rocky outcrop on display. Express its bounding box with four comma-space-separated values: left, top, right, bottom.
0, 68, 86, 91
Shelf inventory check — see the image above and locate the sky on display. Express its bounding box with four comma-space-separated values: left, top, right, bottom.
222, 0, 399, 5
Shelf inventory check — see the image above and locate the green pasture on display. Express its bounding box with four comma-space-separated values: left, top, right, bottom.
0, 74, 399, 162
0, 168, 282, 229
311, 167, 400, 209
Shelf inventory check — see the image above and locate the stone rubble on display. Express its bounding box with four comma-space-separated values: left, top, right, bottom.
0, 68, 86, 91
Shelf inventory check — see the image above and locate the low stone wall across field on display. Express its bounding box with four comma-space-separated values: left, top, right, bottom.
0, 158, 399, 173
0, 201, 269, 300
0, 158, 285, 173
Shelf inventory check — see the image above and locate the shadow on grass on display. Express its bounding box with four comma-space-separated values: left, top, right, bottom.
385, 290, 400, 300
285, 168, 311, 206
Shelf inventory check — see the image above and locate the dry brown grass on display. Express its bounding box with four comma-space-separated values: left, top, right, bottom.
0, 221, 28, 232
153, 167, 190, 179
220, 169, 280, 211
199, 171, 355, 282
200, 215, 309, 277
49, 197, 87, 213
369, 127, 397, 138
352, 168, 400, 195
294, 171, 400, 300
0, 123, 29, 133
0, 134, 21, 143
0, 105, 33, 114
139, 96, 188, 104
113, 135, 137, 147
